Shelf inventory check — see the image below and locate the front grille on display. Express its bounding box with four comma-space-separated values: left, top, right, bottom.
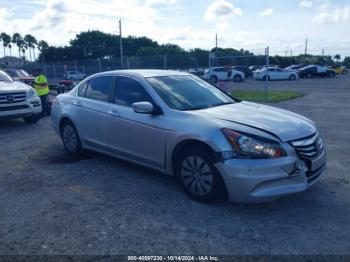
0, 92, 27, 104
0, 105, 29, 111
290, 133, 324, 160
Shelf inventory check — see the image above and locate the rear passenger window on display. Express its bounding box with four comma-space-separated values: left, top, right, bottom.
115, 76, 153, 107
85, 76, 113, 102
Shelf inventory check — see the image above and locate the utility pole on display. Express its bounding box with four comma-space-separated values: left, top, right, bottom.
322, 48, 325, 56
264, 46, 269, 103
215, 34, 218, 52
304, 38, 308, 55
119, 19, 124, 68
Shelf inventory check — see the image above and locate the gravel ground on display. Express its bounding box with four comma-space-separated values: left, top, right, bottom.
0, 75, 350, 255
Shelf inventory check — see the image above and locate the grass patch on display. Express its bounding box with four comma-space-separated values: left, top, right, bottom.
230, 90, 304, 103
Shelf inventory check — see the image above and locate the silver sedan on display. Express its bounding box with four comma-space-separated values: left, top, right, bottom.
51, 70, 326, 203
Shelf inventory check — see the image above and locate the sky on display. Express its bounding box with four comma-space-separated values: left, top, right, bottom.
1, 0, 350, 57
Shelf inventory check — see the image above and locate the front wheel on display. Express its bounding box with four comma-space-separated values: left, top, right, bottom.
175, 147, 226, 202
61, 120, 82, 156
328, 72, 335, 78
210, 75, 218, 83
23, 115, 40, 124
233, 74, 243, 82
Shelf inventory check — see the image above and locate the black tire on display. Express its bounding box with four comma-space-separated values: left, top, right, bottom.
60, 120, 82, 156
262, 75, 270, 81
210, 75, 218, 83
307, 73, 312, 78
23, 115, 40, 124
233, 74, 243, 82
328, 72, 335, 78
289, 74, 296, 81
175, 146, 226, 203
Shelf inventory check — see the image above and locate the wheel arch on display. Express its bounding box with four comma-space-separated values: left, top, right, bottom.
59, 116, 77, 137
171, 139, 220, 171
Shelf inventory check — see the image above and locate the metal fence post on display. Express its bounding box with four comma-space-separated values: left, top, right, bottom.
164, 55, 167, 70
52, 62, 57, 82
264, 46, 270, 103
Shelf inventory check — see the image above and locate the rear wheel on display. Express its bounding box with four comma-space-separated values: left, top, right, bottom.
61, 120, 82, 156
175, 147, 226, 202
23, 115, 40, 124
289, 74, 296, 80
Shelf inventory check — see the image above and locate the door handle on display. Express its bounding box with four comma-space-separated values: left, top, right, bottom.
74, 100, 82, 107
108, 110, 120, 117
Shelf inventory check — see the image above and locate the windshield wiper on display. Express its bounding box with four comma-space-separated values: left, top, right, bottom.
213, 102, 234, 107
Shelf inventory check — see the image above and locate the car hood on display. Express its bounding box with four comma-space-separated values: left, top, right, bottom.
194, 101, 316, 141
0, 81, 31, 93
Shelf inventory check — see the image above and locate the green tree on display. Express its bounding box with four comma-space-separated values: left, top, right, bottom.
12, 33, 24, 59
24, 34, 37, 62
0, 32, 11, 57
333, 54, 341, 63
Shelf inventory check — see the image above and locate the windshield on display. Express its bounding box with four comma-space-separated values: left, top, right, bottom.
17, 70, 30, 77
147, 75, 234, 111
0, 70, 13, 82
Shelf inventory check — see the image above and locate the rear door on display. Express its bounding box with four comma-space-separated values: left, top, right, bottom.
104, 76, 166, 168
73, 76, 115, 149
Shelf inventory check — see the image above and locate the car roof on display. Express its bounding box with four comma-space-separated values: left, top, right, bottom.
95, 69, 191, 78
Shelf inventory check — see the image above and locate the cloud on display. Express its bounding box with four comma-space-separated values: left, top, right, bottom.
313, 3, 350, 24
299, 0, 313, 8
204, 0, 242, 21
258, 8, 273, 17
146, 0, 176, 5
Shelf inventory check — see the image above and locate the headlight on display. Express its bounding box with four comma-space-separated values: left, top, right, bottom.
27, 88, 37, 98
222, 128, 286, 159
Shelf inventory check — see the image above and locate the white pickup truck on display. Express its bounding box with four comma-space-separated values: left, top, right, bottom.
0, 69, 42, 124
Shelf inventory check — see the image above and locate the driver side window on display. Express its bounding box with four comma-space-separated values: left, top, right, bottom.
114, 76, 153, 107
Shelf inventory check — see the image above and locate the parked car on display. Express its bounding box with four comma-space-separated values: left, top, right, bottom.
254, 67, 298, 81
232, 66, 252, 78
327, 65, 347, 75
249, 65, 264, 72
4, 69, 35, 85
298, 65, 336, 78
0, 69, 41, 123
285, 64, 305, 72
202, 67, 244, 83
202, 67, 231, 83
63, 71, 86, 81
52, 70, 326, 203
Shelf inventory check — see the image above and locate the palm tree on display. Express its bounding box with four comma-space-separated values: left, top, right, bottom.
0, 32, 11, 57
12, 33, 23, 59
333, 54, 341, 63
24, 34, 37, 62
37, 40, 49, 65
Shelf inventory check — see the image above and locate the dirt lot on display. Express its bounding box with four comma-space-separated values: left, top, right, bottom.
0, 75, 350, 255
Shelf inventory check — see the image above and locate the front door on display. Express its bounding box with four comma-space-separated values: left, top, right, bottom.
105, 76, 166, 168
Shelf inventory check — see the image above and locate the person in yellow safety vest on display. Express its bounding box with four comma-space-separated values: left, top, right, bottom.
33, 68, 50, 116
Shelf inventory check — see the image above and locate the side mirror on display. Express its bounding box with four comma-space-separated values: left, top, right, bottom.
132, 101, 155, 114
